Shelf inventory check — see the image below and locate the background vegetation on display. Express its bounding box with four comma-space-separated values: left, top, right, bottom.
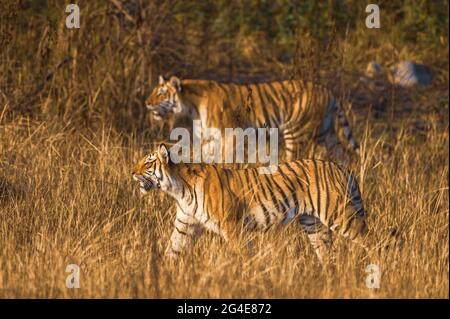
0, 0, 448, 298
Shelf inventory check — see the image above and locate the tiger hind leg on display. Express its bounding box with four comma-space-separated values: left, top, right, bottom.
317, 119, 352, 164
298, 215, 335, 264
331, 206, 370, 253
333, 212, 403, 266
317, 100, 360, 164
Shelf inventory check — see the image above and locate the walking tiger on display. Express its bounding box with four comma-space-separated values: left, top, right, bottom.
146, 76, 360, 163
132, 144, 372, 263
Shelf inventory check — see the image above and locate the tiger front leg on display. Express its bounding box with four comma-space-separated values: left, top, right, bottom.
165, 207, 201, 261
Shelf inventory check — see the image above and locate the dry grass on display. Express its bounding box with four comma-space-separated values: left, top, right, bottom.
0, 1, 448, 298
0, 106, 448, 298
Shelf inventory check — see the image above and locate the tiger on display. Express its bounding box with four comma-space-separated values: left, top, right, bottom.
132, 144, 372, 263
146, 75, 360, 163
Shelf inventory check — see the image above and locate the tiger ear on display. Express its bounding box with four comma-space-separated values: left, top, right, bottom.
158, 143, 169, 163
169, 76, 181, 91
158, 75, 165, 85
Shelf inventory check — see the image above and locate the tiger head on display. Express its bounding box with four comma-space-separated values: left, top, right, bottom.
132, 144, 173, 195
146, 75, 183, 120
132, 144, 182, 195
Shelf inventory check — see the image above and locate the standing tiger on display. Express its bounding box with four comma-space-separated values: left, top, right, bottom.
132, 144, 370, 263
146, 76, 360, 162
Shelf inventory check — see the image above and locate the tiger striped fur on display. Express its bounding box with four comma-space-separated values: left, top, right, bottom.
132, 144, 370, 263
146, 76, 360, 162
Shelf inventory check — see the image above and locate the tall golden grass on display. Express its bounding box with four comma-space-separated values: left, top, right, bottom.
0, 0, 448, 298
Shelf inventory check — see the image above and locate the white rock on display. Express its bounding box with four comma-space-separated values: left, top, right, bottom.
392, 61, 432, 87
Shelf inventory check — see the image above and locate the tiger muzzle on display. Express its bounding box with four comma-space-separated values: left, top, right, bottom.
147, 101, 174, 120
132, 174, 159, 194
